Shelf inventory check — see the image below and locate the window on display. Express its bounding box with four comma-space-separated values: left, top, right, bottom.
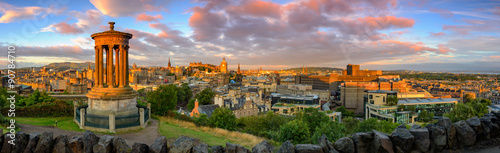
369, 95, 373, 99
383, 97, 386, 102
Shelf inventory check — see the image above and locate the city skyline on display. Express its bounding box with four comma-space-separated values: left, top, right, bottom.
1, 0, 500, 71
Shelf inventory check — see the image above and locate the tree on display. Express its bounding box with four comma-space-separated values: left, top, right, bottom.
196, 88, 215, 105
295, 107, 330, 134
278, 119, 311, 144
146, 84, 178, 115
187, 99, 196, 110
464, 94, 474, 103
356, 118, 381, 133
418, 109, 434, 122
397, 105, 405, 111
480, 99, 492, 106
194, 114, 209, 126
209, 107, 237, 130
181, 83, 192, 102
336, 106, 354, 117
387, 95, 398, 106
343, 117, 360, 134
311, 121, 346, 142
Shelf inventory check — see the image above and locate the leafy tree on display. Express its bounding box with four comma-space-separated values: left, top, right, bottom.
343, 117, 360, 134
194, 114, 209, 126
209, 107, 237, 130
181, 83, 192, 102
418, 109, 434, 122
146, 84, 178, 115
355, 118, 380, 133
336, 106, 354, 117
311, 121, 346, 142
444, 99, 488, 123
196, 88, 215, 105
480, 99, 492, 106
17, 90, 55, 107
378, 119, 401, 134
386, 95, 398, 106
187, 99, 196, 110
464, 94, 475, 103
294, 107, 330, 134
397, 105, 405, 111
278, 119, 311, 144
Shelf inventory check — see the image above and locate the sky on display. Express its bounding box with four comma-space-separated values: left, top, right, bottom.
0, 0, 499, 72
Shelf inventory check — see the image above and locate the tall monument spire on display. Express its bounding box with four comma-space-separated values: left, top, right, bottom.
237, 63, 241, 74
168, 58, 171, 68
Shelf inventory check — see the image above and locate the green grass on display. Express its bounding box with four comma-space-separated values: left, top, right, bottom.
158, 120, 233, 147
9, 117, 83, 132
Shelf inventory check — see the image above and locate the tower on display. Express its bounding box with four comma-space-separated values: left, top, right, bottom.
78, 22, 148, 133
220, 57, 227, 73
237, 63, 241, 74
168, 58, 171, 68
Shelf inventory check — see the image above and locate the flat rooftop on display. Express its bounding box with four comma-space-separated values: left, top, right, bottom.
398, 98, 457, 104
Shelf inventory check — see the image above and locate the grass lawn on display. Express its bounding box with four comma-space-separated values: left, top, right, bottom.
9, 117, 83, 132
159, 120, 233, 147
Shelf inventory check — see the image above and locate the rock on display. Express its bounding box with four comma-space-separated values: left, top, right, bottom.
277, 140, 295, 153
410, 124, 421, 130
211, 145, 225, 153
2, 132, 14, 153
480, 116, 493, 139
372, 130, 394, 153
193, 143, 208, 153
437, 117, 452, 129
390, 124, 414, 152
452, 120, 476, 146
149, 136, 167, 153
436, 117, 457, 148
33, 132, 54, 153
130, 143, 149, 153
425, 123, 447, 151
409, 128, 430, 152
351, 132, 373, 153
12, 132, 29, 153
466, 117, 482, 140
318, 135, 337, 153
225, 142, 250, 153
82, 131, 99, 153
112, 137, 130, 153
53, 135, 72, 153
0, 129, 3, 151
23, 133, 40, 153
170, 136, 196, 153
252, 140, 274, 153
93, 135, 114, 153
69, 135, 84, 153
333, 137, 355, 153
295, 144, 324, 153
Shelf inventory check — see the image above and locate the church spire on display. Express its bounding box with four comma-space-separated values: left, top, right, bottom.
168, 58, 171, 68
237, 63, 241, 74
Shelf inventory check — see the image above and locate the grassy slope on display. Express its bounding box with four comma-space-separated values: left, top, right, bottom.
10, 117, 83, 132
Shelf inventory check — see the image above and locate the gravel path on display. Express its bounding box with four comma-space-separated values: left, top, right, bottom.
17, 119, 160, 147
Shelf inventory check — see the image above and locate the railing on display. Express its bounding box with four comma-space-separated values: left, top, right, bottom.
116, 113, 140, 129
76, 108, 80, 123
144, 107, 150, 122
84, 113, 109, 129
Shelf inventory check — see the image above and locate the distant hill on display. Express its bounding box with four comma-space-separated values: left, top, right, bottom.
285, 67, 343, 72
42, 62, 94, 71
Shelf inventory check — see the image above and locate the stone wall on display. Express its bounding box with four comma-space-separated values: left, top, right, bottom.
3, 112, 500, 153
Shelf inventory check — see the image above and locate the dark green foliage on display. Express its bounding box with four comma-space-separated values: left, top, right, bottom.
342, 117, 401, 134
2, 99, 73, 117
196, 88, 215, 105
336, 106, 354, 117
418, 109, 434, 122
147, 84, 178, 115
194, 114, 209, 126
343, 117, 360, 134
165, 110, 194, 122
17, 90, 56, 107
386, 95, 398, 106
445, 98, 489, 122
278, 119, 311, 144
237, 111, 294, 140
311, 121, 346, 142
181, 83, 192, 102
187, 99, 196, 110
208, 107, 237, 131
295, 107, 330, 135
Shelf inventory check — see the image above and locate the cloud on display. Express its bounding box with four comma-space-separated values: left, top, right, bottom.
136, 13, 163, 22
90, 0, 169, 17
41, 9, 104, 34
430, 8, 454, 18
495, 6, 500, 16
0, 2, 65, 23
430, 32, 446, 37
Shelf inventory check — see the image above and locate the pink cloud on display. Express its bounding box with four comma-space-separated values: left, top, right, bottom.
227, 0, 281, 18
372, 40, 449, 54
430, 8, 454, 18
437, 44, 454, 54
430, 32, 446, 37
360, 16, 415, 29
494, 6, 500, 16
0, 2, 64, 23
42, 10, 104, 34
136, 13, 163, 22
89, 0, 168, 17
189, 6, 227, 41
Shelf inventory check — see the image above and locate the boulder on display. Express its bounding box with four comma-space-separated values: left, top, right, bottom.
390, 124, 414, 152
294, 144, 324, 153
130, 143, 149, 153
69, 135, 84, 153
252, 140, 274, 153
225, 142, 250, 153
2, 132, 14, 153
33, 132, 54, 153
112, 137, 130, 153
93, 135, 114, 153
436, 117, 457, 148
82, 131, 99, 153
372, 130, 394, 153
452, 120, 476, 146
277, 140, 295, 153
318, 135, 338, 153
23, 133, 40, 153
333, 137, 355, 153
425, 123, 447, 151
12, 132, 29, 153
466, 117, 482, 137
170, 136, 196, 153
149, 136, 168, 153
53, 135, 72, 153
436, 117, 452, 129
211, 145, 225, 153
480, 116, 493, 139
193, 143, 208, 153
351, 132, 373, 153
410, 124, 421, 130
409, 128, 430, 152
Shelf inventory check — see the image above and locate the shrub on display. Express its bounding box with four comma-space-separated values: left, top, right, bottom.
278, 119, 311, 144
209, 107, 237, 131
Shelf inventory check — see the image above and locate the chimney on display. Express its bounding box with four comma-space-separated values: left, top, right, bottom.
195, 99, 199, 108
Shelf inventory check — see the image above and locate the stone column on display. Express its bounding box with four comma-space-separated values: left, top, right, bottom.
108, 44, 114, 88
119, 45, 125, 87
115, 48, 120, 87
99, 46, 104, 87
109, 113, 116, 133
80, 108, 85, 128
125, 45, 130, 86
139, 108, 144, 127
94, 46, 99, 86
147, 103, 151, 122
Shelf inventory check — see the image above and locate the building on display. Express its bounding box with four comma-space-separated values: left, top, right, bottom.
190, 99, 220, 117
364, 90, 458, 124
270, 93, 320, 115
220, 57, 228, 73
276, 84, 331, 102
